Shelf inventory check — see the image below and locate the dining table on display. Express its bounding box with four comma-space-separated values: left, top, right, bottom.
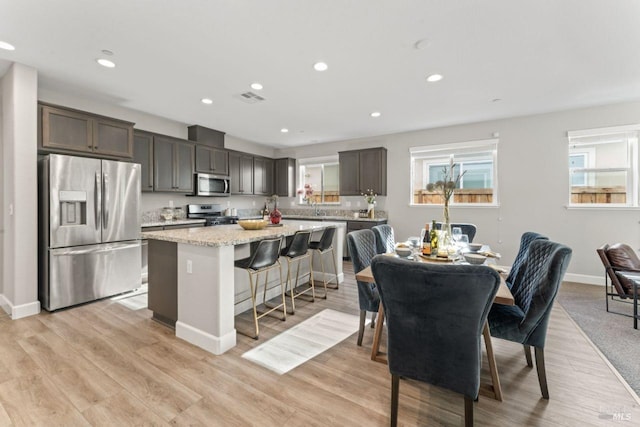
356, 252, 514, 402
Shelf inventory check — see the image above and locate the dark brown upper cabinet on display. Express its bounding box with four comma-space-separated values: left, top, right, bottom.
253, 157, 274, 196
195, 146, 229, 176
39, 103, 134, 159
133, 131, 154, 192
339, 147, 387, 196
229, 151, 254, 195
275, 158, 296, 197
153, 135, 195, 193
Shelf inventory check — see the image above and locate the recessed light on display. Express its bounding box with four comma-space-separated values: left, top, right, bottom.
426, 74, 443, 82
281, 128, 289, 133
251, 82, 263, 90
101, 49, 114, 56
370, 112, 381, 118
201, 98, 213, 105
0, 41, 15, 51
313, 62, 328, 72
492, 98, 502, 103
96, 58, 116, 68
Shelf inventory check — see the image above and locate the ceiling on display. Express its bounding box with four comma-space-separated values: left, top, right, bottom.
1, 0, 639, 148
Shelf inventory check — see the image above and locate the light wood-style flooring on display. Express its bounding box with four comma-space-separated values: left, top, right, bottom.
0, 262, 638, 426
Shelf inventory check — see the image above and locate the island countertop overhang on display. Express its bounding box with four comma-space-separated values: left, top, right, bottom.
141, 220, 346, 248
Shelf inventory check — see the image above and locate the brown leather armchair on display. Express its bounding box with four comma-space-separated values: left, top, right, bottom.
596, 243, 640, 329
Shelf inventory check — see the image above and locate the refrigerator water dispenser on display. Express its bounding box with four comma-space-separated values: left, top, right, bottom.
59, 190, 87, 226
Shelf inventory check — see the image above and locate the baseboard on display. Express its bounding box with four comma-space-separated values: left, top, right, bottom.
0, 295, 41, 319
564, 273, 603, 286
175, 321, 236, 355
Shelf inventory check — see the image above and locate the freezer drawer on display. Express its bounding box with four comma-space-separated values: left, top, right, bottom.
43, 241, 141, 311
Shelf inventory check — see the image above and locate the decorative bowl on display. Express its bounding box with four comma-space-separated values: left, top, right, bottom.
464, 253, 487, 265
468, 243, 483, 252
238, 219, 269, 230
395, 246, 412, 258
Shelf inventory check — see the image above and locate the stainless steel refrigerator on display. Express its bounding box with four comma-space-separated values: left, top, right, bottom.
39, 154, 142, 311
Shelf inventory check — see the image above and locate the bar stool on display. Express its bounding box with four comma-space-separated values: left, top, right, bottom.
309, 226, 339, 293
234, 237, 286, 339
281, 230, 315, 314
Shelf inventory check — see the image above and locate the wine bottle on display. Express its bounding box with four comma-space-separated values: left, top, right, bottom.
262, 203, 270, 221
430, 219, 439, 256
422, 223, 431, 256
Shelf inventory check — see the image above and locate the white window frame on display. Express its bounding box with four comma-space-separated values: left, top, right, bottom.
298, 155, 340, 205
410, 139, 499, 207
567, 124, 640, 208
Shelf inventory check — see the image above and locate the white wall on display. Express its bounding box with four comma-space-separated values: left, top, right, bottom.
1, 63, 39, 318
277, 101, 640, 284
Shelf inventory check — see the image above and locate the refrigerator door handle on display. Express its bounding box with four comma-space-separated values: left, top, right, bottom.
103, 172, 109, 229
95, 171, 102, 230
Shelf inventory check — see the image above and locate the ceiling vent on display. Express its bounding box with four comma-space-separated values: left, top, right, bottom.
235, 91, 266, 104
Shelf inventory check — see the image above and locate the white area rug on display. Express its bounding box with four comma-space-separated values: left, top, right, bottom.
242, 309, 365, 375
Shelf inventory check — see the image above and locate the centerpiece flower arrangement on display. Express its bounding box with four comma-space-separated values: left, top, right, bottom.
362, 189, 377, 218
297, 183, 315, 204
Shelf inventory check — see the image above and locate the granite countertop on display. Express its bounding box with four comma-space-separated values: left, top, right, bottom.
141, 218, 206, 228
282, 214, 387, 222
142, 220, 346, 248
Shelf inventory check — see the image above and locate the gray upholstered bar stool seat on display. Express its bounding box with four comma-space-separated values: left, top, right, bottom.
281, 230, 315, 314
309, 226, 339, 293
234, 237, 286, 339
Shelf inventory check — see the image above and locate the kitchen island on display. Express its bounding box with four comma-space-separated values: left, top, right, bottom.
142, 220, 346, 355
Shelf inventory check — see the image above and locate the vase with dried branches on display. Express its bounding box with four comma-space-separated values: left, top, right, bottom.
426, 158, 465, 253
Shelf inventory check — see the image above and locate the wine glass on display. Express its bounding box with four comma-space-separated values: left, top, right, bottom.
452, 227, 462, 242
457, 234, 469, 252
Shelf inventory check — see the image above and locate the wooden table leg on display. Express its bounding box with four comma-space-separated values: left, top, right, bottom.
480, 322, 503, 401
370, 304, 387, 364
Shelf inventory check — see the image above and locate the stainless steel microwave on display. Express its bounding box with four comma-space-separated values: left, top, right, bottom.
193, 173, 230, 196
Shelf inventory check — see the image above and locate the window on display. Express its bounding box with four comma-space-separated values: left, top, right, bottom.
568, 125, 639, 206
298, 157, 340, 204
411, 139, 498, 205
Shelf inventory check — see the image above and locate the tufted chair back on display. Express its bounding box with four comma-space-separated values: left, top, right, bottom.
347, 229, 380, 312
371, 255, 500, 425
372, 224, 395, 254
504, 239, 572, 347
506, 232, 549, 288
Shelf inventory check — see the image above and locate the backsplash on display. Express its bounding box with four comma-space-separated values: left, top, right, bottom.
142, 207, 387, 222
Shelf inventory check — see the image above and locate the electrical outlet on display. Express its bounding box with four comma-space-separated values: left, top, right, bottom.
169, 200, 174, 208
227, 201, 231, 207
345, 201, 352, 207
252, 201, 256, 207
186, 260, 193, 274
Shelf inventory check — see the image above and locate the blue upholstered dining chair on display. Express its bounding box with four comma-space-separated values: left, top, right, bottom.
346, 229, 380, 346
372, 224, 395, 254
487, 239, 572, 399
505, 231, 548, 289
436, 222, 477, 243
371, 256, 501, 427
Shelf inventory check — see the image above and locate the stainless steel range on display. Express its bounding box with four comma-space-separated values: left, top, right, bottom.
187, 204, 239, 226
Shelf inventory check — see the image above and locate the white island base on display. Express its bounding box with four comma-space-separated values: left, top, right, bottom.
144, 221, 345, 355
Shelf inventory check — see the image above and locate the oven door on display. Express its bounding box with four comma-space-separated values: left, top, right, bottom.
195, 173, 230, 196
